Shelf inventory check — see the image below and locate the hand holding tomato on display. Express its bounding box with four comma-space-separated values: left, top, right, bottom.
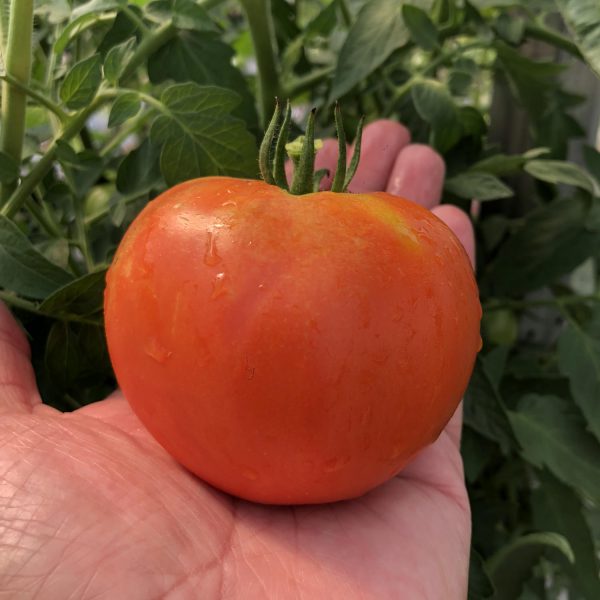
0, 122, 475, 598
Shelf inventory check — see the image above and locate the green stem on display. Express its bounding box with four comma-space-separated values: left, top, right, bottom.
1, 91, 117, 218
524, 22, 583, 60
0, 73, 68, 121
338, 0, 352, 27
484, 294, 600, 311
122, 5, 150, 36
118, 21, 176, 83
24, 196, 63, 238
239, 0, 280, 128
283, 66, 334, 99
0, 0, 34, 203
0, 290, 103, 326
99, 110, 151, 157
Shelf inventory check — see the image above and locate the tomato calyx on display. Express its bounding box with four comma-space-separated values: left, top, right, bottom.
258, 100, 364, 195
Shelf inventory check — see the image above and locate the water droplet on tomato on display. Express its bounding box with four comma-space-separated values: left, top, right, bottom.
221, 200, 237, 207
144, 337, 172, 364
204, 231, 222, 266
242, 467, 259, 481
211, 273, 228, 299
258, 283, 264, 290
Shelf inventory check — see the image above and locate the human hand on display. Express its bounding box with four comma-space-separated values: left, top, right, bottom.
0, 120, 474, 599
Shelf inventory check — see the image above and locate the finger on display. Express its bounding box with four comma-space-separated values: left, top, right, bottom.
0, 302, 42, 415
346, 120, 411, 193
431, 204, 476, 268
386, 144, 445, 209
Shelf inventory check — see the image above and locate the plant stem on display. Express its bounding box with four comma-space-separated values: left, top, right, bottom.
122, 5, 150, 37
524, 22, 583, 60
338, 0, 353, 27
0, 290, 103, 326
118, 21, 176, 83
283, 66, 334, 99
1, 91, 117, 219
0, 73, 68, 121
0, 0, 34, 203
239, 0, 280, 128
484, 294, 600, 311
24, 196, 63, 238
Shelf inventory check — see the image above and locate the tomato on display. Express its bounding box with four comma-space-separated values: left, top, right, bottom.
104, 176, 481, 505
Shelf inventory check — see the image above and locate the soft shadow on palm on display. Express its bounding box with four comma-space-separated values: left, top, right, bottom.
1, 394, 469, 599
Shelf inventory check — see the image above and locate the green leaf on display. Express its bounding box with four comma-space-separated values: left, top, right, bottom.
445, 171, 513, 201
495, 41, 565, 117
0, 150, 19, 183
60, 55, 102, 110
53, 13, 102, 55
402, 4, 439, 51
487, 532, 574, 600
411, 78, 458, 130
448, 69, 473, 96
532, 470, 600, 600
484, 197, 600, 296
72, 0, 125, 19
0, 216, 73, 299
108, 93, 141, 128
525, 159, 597, 194
558, 310, 600, 440
330, 0, 433, 100
146, 0, 217, 31
116, 138, 162, 195
39, 269, 107, 321
471, 149, 549, 176
147, 30, 257, 131
464, 356, 515, 451
468, 548, 495, 600
556, 0, 600, 78
104, 37, 136, 83
150, 84, 257, 185
509, 394, 600, 504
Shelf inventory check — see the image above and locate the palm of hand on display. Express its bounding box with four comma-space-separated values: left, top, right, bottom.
1, 123, 474, 599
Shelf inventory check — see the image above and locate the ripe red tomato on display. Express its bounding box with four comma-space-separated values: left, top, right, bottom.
104, 176, 481, 504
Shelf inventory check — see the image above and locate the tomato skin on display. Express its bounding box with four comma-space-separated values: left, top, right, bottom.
104, 177, 481, 504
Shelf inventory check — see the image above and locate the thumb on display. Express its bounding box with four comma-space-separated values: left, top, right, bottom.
0, 302, 41, 415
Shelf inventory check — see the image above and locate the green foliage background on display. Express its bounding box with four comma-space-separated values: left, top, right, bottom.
0, 0, 599, 597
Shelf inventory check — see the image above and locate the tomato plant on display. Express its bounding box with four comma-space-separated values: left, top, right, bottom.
104, 113, 481, 503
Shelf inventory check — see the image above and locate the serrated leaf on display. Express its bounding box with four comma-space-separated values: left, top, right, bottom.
147, 30, 257, 131
558, 310, 600, 440
487, 532, 574, 600
330, 0, 434, 100
445, 171, 513, 201
0, 216, 73, 299
411, 78, 458, 130
402, 4, 439, 51
150, 83, 257, 185
108, 93, 141, 128
0, 150, 19, 183
39, 269, 107, 321
104, 37, 136, 83
60, 55, 102, 110
509, 394, 600, 503
556, 0, 600, 79
464, 356, 515, 451
146, 0, 217, 31
532, 470, 600, 600
484, 197, 600, 296
525, 159, 596, 195
116, 138, 162, 195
